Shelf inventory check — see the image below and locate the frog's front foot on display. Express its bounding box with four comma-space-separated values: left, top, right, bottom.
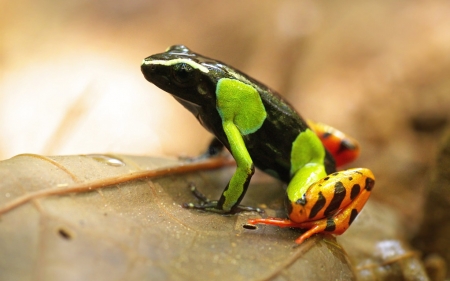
182, 183, 222, 212
183, 183, 263, 214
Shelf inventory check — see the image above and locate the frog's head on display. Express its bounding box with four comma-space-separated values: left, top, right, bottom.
141, 45, 225, 110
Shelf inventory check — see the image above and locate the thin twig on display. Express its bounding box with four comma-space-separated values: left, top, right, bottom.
0, 157, 234, 216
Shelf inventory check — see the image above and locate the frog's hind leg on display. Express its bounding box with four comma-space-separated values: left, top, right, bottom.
293, 168, 375, 244
307, 120, 360, 167
248, 168, 375, 244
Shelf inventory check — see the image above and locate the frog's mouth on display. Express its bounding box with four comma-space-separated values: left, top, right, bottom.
172, 96, 201, 119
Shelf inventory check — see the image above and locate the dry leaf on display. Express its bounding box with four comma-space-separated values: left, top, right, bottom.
0, 154, 356, 281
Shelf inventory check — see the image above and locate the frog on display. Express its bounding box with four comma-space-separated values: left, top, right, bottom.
141, 45, 375, 244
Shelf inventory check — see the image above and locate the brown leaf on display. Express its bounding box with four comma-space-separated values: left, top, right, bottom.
0, 154, 356, 281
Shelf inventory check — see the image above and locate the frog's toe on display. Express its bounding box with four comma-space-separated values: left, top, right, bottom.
183, 201, 234, 215
182, 201, 218, 210
188, 183, 211, 203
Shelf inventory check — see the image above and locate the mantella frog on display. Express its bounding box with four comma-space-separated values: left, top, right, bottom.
141, 45, 375, 244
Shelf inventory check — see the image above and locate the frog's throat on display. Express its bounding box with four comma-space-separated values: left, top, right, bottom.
142, 58, 209, 73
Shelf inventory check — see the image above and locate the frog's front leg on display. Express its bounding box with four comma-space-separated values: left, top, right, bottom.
249, 168, 375, 244
217, 120, 256, 212
183, 120, 255, 213
184, 78, 267, 213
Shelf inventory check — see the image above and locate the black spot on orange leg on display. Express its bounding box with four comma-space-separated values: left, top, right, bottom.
349, 209, 358, 225
309, 191, 326, 219
324, 217, 336, 232
350, 184, 360, 200
365, 177, 375, 191
324, 182, 373, 236
323, 181, 346, 216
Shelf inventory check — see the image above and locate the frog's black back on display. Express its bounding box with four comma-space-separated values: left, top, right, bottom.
197, 61, 336, 182
231, 72, 336, 182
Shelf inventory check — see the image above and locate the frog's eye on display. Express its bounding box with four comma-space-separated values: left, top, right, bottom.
172, 63, 194, 84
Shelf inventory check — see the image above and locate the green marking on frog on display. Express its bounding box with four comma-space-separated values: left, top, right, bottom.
290, 129, 326, 175
216, 78, 266, 135
287, 129, 327, 202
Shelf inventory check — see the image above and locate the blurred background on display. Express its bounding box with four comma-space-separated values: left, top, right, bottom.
1, 0, 450, 234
